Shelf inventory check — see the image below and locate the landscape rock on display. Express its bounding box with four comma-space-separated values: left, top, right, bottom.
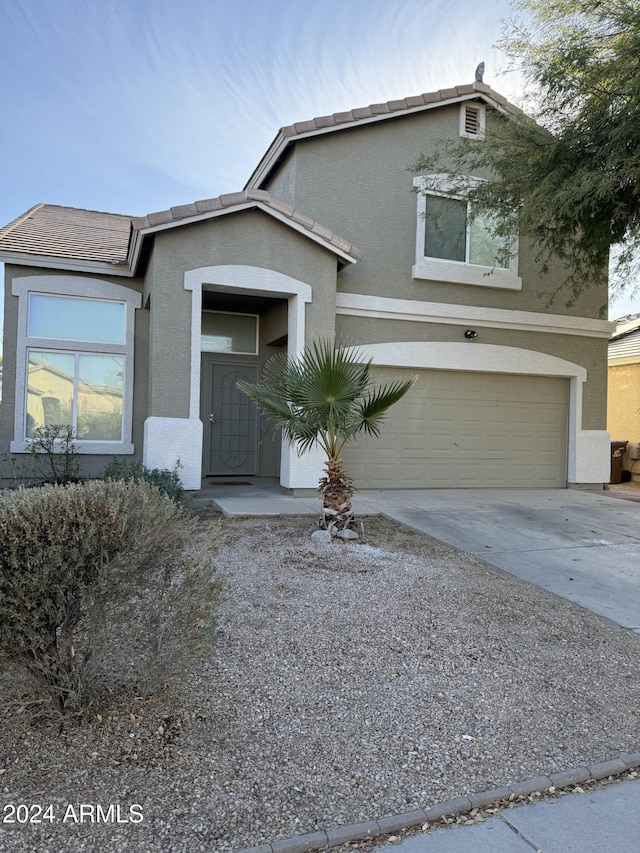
310, 528, 332, 544
336, 528, 359, 540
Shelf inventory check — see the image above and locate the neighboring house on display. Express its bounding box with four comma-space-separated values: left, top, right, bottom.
608, 314, 640, 475
0, 81, 613, 491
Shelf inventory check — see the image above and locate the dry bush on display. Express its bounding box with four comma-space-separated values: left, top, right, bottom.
0, 480, 221, 720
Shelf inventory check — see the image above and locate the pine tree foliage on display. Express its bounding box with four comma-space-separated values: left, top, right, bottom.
412, 0, 640, 305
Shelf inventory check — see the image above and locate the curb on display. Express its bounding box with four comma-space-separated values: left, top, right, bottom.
233, 753, 640, 853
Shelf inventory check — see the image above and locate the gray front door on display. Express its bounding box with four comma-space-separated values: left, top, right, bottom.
207, 363, 259, 476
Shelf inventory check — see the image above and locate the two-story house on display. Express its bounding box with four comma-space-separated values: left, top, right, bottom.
0, 81, 613, 491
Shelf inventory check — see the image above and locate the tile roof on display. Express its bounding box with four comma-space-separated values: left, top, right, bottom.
246, 81, 521, 188
280, 81, 518, 139
609, 326, 640, 360
130, 189, 363, 262
0, 203, 132, 264
0, 192, 362, 271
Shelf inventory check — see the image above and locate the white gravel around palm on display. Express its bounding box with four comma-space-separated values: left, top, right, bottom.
1, 512, 639, 853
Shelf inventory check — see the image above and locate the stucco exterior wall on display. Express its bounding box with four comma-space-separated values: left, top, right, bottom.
259, 102, 609, 464
608, 362, 640, 443
147, 209, 339, 421
264, 148, 297, 205
286, 105, 607, 320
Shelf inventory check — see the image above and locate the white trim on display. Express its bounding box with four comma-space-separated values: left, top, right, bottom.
345, 341, 586, 378
335, 292, 614, 338
608, 355, 640, 366
412, 258, 521, 289
343, 341, 610, 485
183, 264, 317, 489
0, 251, 133, 276
413, 175, 521, 290
10, 275, 141, 455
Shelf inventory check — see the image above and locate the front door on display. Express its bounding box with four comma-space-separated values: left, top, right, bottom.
205, 362, 259, 476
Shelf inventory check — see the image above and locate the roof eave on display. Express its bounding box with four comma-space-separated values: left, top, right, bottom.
0, 250, 134, 277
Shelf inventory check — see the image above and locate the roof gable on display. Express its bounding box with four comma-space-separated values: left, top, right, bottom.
127, 189, 362, 269
246, 81, 521, 189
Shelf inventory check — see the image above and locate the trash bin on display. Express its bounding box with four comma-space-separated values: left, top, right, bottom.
610, 440, 629, 484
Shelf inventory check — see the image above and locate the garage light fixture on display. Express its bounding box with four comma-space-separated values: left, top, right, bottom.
464, 329, 478, 339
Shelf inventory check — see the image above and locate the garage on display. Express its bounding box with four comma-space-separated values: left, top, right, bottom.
343, 369, 569, 489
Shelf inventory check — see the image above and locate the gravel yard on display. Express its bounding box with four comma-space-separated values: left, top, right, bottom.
1, 511, 639, 852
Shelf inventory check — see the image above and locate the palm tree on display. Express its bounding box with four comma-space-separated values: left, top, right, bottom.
237, 340, 414, 533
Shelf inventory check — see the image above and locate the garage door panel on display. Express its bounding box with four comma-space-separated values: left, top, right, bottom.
343, 369, 568, 489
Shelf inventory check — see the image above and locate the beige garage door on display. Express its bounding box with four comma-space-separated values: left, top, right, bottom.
343, 369, 569, 489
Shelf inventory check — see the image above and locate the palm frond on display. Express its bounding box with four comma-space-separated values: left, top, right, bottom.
237, 341, 414, 460
292, 340, 370, 410
358, 378, 416, 437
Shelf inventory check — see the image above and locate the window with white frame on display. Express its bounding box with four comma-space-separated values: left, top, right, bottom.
413, 175, 521, 290
11, 277, 140, 454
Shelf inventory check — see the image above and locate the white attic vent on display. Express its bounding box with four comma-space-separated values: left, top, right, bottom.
464, 107, 480, 134
459, 103, 486, 139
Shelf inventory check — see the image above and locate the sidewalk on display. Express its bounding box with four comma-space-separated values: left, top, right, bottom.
372, 776, 640, 852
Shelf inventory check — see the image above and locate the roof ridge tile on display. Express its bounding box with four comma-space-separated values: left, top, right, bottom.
195, 197, 224, 213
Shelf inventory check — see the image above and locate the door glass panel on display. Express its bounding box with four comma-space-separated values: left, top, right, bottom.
28, 294, 125, 343
201, 312, 258, 354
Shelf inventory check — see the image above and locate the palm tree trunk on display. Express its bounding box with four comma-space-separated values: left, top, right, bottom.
318, 456, 354, 532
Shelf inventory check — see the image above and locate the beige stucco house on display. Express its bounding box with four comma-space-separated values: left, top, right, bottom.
608, 315, 640, 478
0, 81, 613, 491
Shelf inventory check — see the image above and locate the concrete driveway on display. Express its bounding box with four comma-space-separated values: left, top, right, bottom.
354, 489, 640, 634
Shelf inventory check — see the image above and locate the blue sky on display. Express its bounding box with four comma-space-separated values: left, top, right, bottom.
0, 0, 637, 319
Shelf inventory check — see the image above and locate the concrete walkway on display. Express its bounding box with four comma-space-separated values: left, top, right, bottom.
372, 776, 640, 852
196, 482, 640, 853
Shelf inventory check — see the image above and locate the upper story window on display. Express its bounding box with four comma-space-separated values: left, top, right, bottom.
413, 175, 522, 291
424, 195, 509, 269
11, 277, 141, 454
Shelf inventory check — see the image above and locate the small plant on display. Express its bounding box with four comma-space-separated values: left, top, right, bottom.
101, 458, 183, 503
25, 423, 80, 484
0, 480, 220, 720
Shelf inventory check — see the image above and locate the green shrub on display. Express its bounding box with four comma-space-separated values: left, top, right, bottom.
0, 480, 220, 720
1, 424, 81, 486
101, 458, 184, 503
